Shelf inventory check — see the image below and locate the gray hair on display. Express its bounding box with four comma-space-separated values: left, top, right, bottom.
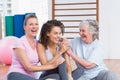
79, 19, 99, 40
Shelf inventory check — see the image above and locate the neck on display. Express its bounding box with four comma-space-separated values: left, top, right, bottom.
26, 35, 34, 42
85, 37, 94, 44
48, 42, 57, 49
26, 35, 35, 49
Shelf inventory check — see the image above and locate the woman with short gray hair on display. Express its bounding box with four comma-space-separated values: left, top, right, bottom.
67, 19, 120, 80
79, 19, 99, 40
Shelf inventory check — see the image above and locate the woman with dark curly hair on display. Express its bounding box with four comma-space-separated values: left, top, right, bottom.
37, 19, 73, 80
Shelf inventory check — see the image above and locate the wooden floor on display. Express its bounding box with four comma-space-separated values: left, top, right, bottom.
0, 59, 120, 80
0, 64, 9, 80
104, 59, 120, 77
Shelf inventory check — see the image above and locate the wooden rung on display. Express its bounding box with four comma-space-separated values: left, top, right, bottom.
55, 8, 96, 11
66, 37, 74, 39
55, 14, 96, 17
64, 32, 79, 34
55, 2, 96, 5
60, 20, 82, 22
64, 26, 79, 28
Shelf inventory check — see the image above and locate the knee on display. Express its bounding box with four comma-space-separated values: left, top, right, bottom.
104, 70, 115, 76
74, 68, 84, 74
53, 74, 60, 79
101, 70, 119, 80
7, 72, 16, 80
48, 74, 60, 80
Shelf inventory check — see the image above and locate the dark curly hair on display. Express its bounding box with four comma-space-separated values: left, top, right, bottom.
38, 19, 64, 49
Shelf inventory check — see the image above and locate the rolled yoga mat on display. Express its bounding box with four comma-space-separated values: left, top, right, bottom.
25, 13, 36, 16
5, 16, 14, 36
14, 14, 25, 38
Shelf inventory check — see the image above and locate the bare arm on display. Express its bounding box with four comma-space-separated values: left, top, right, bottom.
48, 40, 71, 64
37, 41, 70, 65
48, 42, 70, 64
36, 43, 48, 65
36, 43, 65, 65
63, 52, 73, 80
14, 48, 59, 72
67, 49, 96, 69
47, 51, 64, 64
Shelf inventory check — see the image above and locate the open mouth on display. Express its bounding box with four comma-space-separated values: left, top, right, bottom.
81, 35, 86, 38
31, 30, 37, 32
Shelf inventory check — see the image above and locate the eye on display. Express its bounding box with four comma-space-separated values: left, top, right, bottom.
29, 23, 33, 26
54, 32, 58, 35
80, 29, 83, 32
59, 32, 62, 35
35, 23, 38, 26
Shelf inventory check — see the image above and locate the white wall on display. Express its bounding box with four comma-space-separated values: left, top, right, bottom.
11, 0, 49, 38
49, 0, 120, 59
99, 0, 120, 59
11, 0, 120, 59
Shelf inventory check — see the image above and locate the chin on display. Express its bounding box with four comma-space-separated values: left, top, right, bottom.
54, 41, 59, 44
56, 42, 59, 44
82, 38, 86, 42
31, 34, 37, 37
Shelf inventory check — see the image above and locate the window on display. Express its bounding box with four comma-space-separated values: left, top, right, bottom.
0, 0, 12, 38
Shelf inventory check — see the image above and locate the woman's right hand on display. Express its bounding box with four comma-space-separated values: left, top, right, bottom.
66, 48, 73, 56
53, 57, 65, 68
59, 41, 70, 54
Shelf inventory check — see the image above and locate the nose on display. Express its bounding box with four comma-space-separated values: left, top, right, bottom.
33, 24, 39, 28
58, 35, 61, 38
57, 33, 61, 39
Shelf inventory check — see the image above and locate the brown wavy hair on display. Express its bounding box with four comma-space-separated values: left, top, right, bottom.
38, 19, 64, 49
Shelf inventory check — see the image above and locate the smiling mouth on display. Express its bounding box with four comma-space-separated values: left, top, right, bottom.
31, 30, 37, 32
81, 35, 86, 38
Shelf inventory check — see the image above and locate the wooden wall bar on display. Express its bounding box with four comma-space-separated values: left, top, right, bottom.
52, 0, 99, 39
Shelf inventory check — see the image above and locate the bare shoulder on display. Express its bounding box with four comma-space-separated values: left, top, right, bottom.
37, 42, 44, 47
36, 42, 45, 51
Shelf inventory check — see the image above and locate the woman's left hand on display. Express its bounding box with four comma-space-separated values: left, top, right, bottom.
66, 48, 73, 56
53, 57, 65, 67
62, 38, 70, 46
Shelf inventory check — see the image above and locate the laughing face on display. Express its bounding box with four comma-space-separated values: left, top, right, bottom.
24, 18, 39, 37
47, 26, 62, 44
79, 24, 93, 44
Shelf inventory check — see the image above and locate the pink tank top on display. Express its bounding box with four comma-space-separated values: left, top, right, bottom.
8, 36, 39, 78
